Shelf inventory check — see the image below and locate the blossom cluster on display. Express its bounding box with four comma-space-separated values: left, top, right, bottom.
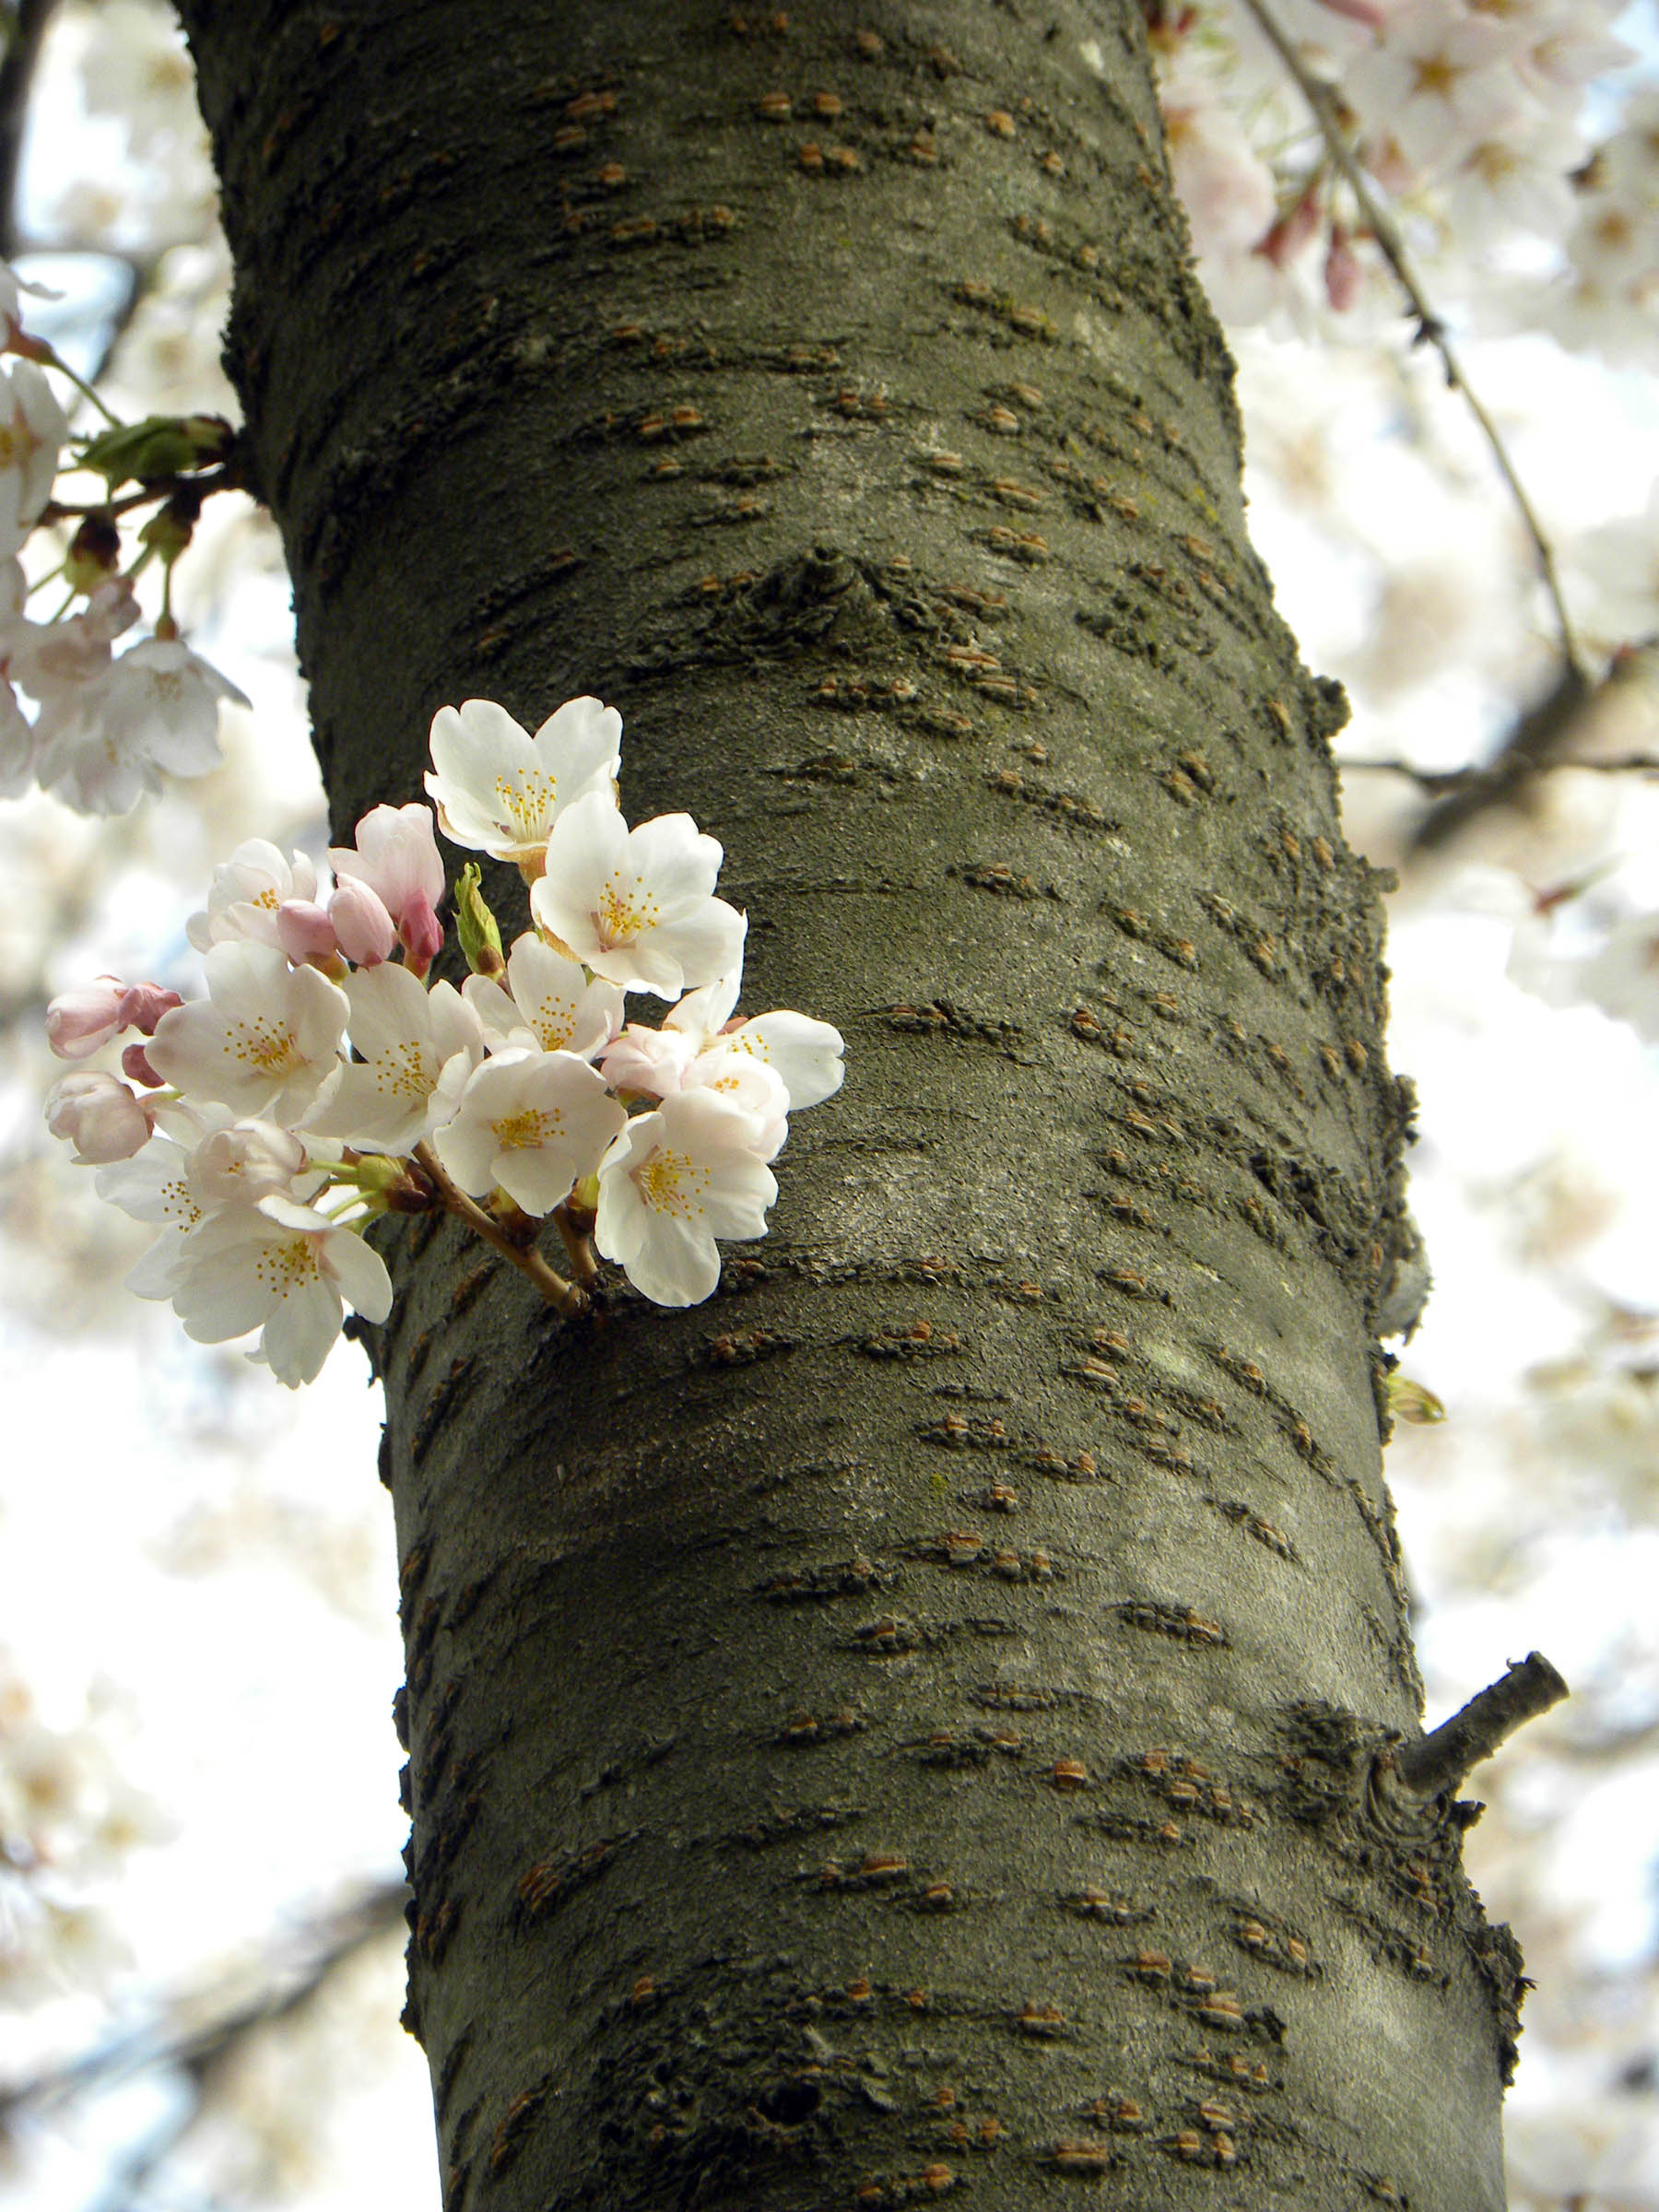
1145, 0, 1653, 359
0, 257, 248, 814
44, 696, 844, 1383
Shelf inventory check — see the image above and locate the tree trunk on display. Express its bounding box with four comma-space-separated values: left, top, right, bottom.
177, 3, 1523, 2204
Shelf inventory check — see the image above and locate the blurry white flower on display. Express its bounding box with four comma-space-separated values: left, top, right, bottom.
35, 637, 248, 815
0, 360, 70, 557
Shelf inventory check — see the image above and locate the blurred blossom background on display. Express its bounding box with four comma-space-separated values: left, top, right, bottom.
2, 0, 1658, 2205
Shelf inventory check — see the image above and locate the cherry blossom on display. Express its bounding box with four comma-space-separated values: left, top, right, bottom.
434, 1050, 628, 1216
426, 695, 621, 869
34, 638, 248, 816
147, 941, 348, 1122
187, 841, 321, 951
532, 791, 746, 999
461, 933, 624, 1062
165, 1194, 393, 1388
302, 961, 482, 1153
603, 962, 844, 1112
594, 1087, 780, 1307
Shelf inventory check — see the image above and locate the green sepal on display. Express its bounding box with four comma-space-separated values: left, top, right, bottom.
454, 862, 506, 978
76, 413, 233, 489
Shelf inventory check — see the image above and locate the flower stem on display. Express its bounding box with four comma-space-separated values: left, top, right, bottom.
551, 1199, 600, 1285
412, 1141, 587, 1316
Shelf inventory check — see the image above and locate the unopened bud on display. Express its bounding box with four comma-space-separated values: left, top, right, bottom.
453, 863, 505, 979
115, 982, 183, 1036
276, 899, 341, 966
79, 412, 234, 491
121, 1040, 164, 1088
330, 877, 397, 966
399, 889, 443, 979
65, 513, 122, 594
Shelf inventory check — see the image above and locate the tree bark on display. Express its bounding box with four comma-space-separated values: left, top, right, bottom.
178, 3, 1523, 2205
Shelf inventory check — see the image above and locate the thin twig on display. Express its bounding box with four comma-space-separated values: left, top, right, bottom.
1346, 751, 1659, 789
1392, 1651, 1569, 1799
1235, 0, 1586, 679
411, 1140, 587, 1315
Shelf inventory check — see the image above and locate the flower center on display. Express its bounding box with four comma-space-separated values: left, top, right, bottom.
636, 1147, 710, 1218
493, 1106, 559, 1151
254, 1236, 320, 1298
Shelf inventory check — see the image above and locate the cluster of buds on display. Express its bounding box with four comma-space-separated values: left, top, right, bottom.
44, 696, 843, 1383
0, 257, 247, 814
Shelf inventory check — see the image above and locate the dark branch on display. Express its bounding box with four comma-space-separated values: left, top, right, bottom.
0, 0, 60, 262
1393, 1651, 1569, 1799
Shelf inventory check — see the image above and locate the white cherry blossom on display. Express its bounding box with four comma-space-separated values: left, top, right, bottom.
147, 941, 348, 1122
302, 962, 482, 1153
595, 1087, 780, 1307
602, 961, 844, 1112
434, 1049, 627, 1216
462, 933, 623, 1061
167, 1194, 393, 1388
188, 840, 321, 951
532, 791, 746, 999
426, 695, 621, 868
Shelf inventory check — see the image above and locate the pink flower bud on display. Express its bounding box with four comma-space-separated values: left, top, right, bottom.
45, 976, 124, 1059
121, 1041, 164, 1088
1324, 225, 1362, 312
330, 803, 445, 932
330, 877, 397, 966
45, 1071, 154, 1162
398, 888, 444, 980
1255, 186, 1321, 269
1312, 0, 1387, 28
278, 898, 342, 965
115, 982, 183, 1036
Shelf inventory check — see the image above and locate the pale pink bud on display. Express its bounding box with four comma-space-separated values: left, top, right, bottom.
45, 976, 124, 1059
1255, 186, 1321, 268
1324, 225, 1362, 312
330, 803, 445, 932
121, 1041, 164, 1088
329, 877, 397, 966
1312, 0, 1387, 27
115, 982, 182, 1036
45, 1070, 154, 1161
398, 888, 443, 980
276, 899, 340, 965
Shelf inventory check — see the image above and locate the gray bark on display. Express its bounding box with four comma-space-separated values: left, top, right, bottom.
178, 2, 1523, 2204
